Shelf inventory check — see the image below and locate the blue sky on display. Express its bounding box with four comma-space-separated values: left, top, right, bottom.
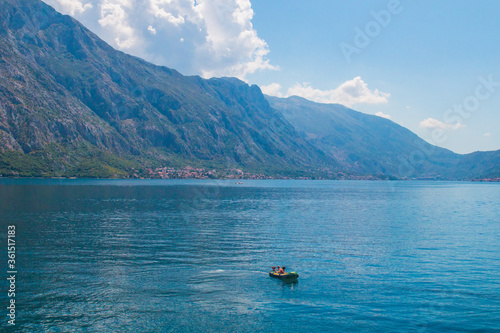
43, 0, 499, 154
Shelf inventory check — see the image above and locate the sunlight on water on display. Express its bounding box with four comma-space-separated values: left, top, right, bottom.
0, 180, 498, 332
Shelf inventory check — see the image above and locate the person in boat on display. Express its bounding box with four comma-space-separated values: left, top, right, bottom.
278, 266, 285, 274
272, 266, 276, 273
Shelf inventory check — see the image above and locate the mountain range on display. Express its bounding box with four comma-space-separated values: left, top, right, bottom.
0, 0, 498, 179
268, 96, 500, 179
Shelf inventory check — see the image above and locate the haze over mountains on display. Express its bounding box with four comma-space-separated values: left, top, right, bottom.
268, 96, 500, 179
0, 0, 498, 179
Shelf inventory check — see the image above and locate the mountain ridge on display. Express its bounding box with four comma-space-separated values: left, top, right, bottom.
0, 0, 498, 179
267, 95, 499, 179
0, 0, 334, 177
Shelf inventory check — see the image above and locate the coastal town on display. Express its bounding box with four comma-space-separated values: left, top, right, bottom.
147, 166, 272, 180
144, 166, 401, 180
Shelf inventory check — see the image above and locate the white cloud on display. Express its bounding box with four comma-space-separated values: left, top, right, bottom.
484, 132, 491, 137
46, 0, 93, 15
149, 0, 185, 26
148, 25, 157, 35
420, 118, 465, 130
98, 0, 138, 49
375, 112, 391, 119
263, 77, 390, 107
195, 0, 278, 79
44, 0, 276, 80
260, 83, 283, 97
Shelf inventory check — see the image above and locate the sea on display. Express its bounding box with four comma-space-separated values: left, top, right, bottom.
0, 179, 498, 332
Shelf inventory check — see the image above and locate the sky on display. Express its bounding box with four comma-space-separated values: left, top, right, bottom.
42, 0, 500, 154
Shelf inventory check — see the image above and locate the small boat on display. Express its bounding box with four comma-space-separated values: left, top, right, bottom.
269, 271, 299, 280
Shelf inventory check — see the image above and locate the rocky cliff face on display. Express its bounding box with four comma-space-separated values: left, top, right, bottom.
0, 0, 126, 154
0, 0, 330, 176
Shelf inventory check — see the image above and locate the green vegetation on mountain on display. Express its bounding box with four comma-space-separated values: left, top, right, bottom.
0, 0, 332, 178
0, 0, 498, 179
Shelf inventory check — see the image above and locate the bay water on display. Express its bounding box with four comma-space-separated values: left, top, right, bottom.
0, 179, 498, 332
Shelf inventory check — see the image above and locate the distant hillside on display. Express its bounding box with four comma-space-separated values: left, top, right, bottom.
267, 96, 499, 179
456, 150, 500, 179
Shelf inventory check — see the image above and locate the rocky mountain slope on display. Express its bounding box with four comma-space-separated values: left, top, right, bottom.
267, 96, 499, 179
0, 0, 331, 177
0, 0, 497, 179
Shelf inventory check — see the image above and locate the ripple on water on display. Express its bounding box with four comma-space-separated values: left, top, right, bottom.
2, 180, 499, 332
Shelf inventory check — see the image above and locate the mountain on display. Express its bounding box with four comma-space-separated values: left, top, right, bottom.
0, 0, 331, 177
0, 0, 497, 179
267, 96, 499, 179
456, 150, 500, 179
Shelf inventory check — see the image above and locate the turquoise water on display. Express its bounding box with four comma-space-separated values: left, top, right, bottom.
0, 180, 499, 332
